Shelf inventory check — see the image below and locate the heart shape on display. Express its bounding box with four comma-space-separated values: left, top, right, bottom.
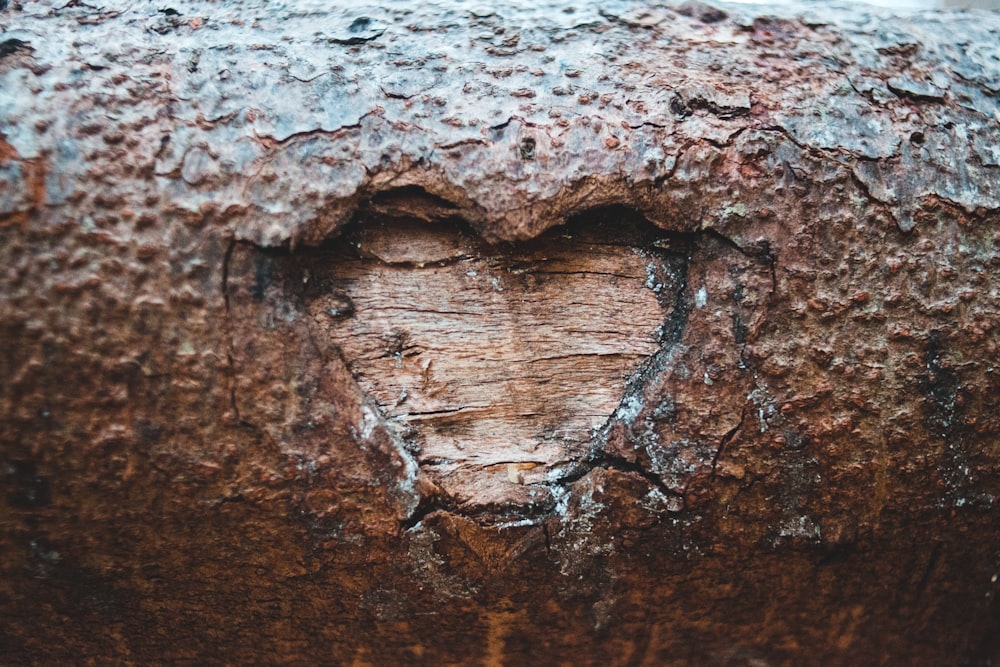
300, 213, 685, 506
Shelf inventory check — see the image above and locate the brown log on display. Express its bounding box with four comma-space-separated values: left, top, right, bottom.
2, 0, 1000, 664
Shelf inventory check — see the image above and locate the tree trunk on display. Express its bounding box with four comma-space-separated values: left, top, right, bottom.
2, 0, 999, 663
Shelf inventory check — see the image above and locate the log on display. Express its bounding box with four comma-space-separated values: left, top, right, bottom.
2, 0, 999, 663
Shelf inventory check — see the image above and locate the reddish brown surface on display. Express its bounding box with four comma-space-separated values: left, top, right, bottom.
2, 1, 1000, 664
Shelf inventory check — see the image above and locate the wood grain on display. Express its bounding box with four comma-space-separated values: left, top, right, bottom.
304, 218, 680, 505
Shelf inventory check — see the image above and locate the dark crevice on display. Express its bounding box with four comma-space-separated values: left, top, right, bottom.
489, 116, 514, 132
259, 124, 362, 147
670, 89, 750, 120
401, 407, 483, 418
400, 485, 556, 530
767, 245, 779, 296
380, 87, 414, 100
848, 164, 895, 209
646, 234, 693, 346
702, 127, 748, 149
0, 38, 31, 59
532, 269, 649, 280
846, 76, 882, 108
368, 184, 459, 212
711, 403, 749, 480
437, 138, 489, 151
289, 71, 330, 84
915, 541, 944, 603
562, 450, 684, 505
626, 120, 670, 130
702, 227, 755, 259
255, 108, 382, 147
400, 494, 450, 530
887, 80, 945, 103
418, 457, 455, 466
653, 142, 689, 188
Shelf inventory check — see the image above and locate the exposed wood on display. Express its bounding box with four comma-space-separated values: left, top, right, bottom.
252, 216, 680, 507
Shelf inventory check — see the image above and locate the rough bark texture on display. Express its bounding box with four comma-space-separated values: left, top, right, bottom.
2, 0, 1000, 664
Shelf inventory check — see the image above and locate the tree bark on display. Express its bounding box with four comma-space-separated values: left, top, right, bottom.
2, 0, 1000, 664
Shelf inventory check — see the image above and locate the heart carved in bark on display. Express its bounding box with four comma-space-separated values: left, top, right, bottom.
304, 214, 686, 506
228, 208, 770, 514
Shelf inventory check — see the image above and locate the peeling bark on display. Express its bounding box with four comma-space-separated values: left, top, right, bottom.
2, 0, 1000, 664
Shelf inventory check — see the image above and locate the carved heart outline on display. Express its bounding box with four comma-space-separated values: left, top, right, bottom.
226, 207, 773, 519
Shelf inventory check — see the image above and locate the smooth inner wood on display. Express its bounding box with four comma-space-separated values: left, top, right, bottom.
307, 218, 673, 505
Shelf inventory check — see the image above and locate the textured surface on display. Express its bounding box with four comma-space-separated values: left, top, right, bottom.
288, 218, 671, 507
2, 0, 1000, 664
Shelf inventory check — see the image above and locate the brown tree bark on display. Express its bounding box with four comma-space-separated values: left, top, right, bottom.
2, 0, 1000, 664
